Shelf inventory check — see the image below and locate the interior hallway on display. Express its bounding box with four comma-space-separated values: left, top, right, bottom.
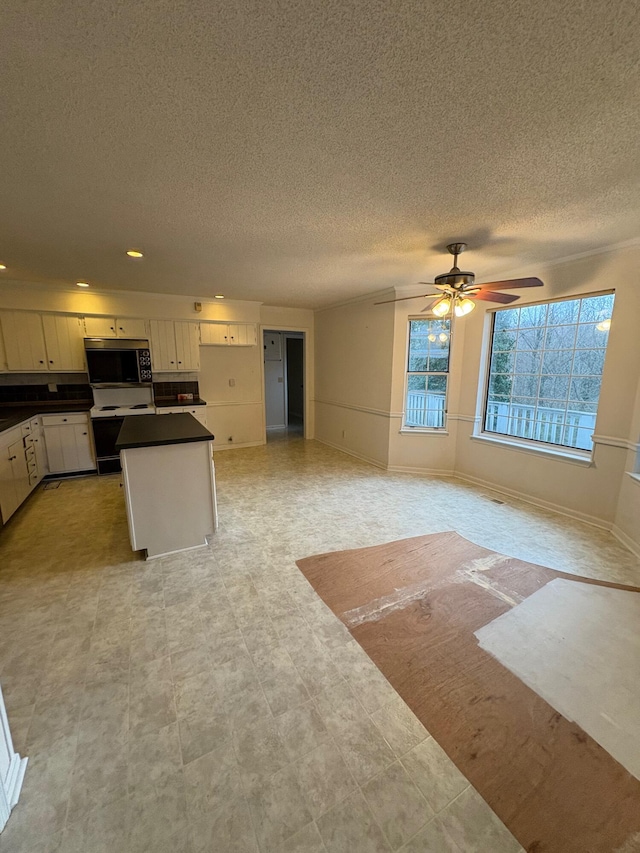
1, 434, 639, 853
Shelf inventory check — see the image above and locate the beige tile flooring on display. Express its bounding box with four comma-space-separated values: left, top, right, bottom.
0, 432, 638, 852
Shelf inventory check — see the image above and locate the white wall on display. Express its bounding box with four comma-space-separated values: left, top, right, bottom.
0, 281, 314, 451
314, 296, 395, 467
453, 245, 640, 533
314, 244, 640, 551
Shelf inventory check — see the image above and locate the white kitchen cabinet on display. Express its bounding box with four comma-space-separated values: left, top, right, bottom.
83, 317, 147, 339
149, 320, 200, 371
200, 322, 256, 346
0, 312, 48, 371
174, 322, 200, 370
42, 414, 95, 474
41, 314, 86, 372
29, 417, 48, 483
0, 427, 31, 524
0, 324, 7, 371
0, 683, 28, 832
157, 406, 207, 427
228, 324, 257, 346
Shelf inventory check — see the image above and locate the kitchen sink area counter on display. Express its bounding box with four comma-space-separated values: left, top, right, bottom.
116, 413, 218, 558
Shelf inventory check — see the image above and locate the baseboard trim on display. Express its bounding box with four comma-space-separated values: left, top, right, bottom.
314, 437, 387, 470
611, 524, 640, 560
452, 471, 612, 531
387, 465, 455, 477
212, 440, 264, 451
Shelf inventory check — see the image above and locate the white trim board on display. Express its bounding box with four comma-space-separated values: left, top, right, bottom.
611, 525, 640, 561
314, 437, 387, 470
450, 471, 611, 531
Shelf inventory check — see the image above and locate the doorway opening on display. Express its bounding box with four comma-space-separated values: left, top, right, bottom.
263, 330, 305, 441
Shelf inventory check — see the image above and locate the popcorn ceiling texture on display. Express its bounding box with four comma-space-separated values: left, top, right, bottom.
0, 0, 639, 307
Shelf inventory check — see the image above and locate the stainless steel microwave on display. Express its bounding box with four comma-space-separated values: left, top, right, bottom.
84, 338, 152, 386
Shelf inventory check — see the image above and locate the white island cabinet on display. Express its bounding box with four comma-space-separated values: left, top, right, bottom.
0, 683, 28, 832
117, 413, 217, 559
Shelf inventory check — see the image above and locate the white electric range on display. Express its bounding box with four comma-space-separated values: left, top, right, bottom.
90, 387, 156, 474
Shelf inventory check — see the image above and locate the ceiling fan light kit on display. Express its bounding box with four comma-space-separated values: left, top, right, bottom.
375, 242, 544, 314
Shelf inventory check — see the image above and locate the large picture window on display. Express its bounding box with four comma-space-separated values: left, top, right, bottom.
405, 318, 451, 429
484, 292, 614, 451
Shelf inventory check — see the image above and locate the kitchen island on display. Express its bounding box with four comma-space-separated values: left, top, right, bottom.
116, 413, 217, 559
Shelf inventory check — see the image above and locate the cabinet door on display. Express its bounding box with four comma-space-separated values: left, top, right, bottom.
200, 323, 229, 345
84, 317, 117, 337
116, 318, 147, 339
0, 323, 7, 371
31, 419, 48, 480
42, 315, 86, 372
149, 320, 178, 371
43, 425, 78, 472
0, 447, 19, 523
0, 312, 48, 371
8, 440, 30, 506
175, 322, 200, 371
73, 424, 96, 470
230, 324, 257, 346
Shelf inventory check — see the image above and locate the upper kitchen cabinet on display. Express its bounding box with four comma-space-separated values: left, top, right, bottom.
83, 317, 148, 339
1, 311, 48, 371
41, 315, 86, 371
149, 320, 200, 372
0, 311, 87, 373
200, 323, 257, 346
0, 323, 7, 372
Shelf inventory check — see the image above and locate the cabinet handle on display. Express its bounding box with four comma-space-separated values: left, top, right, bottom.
63, 418, 67, 422
49, 360, 54, 364
9, 456, 16, 461
82, 432, 87, 435
170, 361, 175, 364
178, 361, 182, 364
39, 360, 44, 364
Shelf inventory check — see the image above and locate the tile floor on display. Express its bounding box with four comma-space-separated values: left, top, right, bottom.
0, 432, 638, 852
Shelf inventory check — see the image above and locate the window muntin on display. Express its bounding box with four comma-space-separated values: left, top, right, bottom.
484, 293, 614, 451
405, 318, 451, 429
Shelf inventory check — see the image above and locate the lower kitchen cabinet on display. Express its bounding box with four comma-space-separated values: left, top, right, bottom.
0, 682, 28, 832
156, 406, 208, 427
0, 427, 34, 524
42, 414, 96, 474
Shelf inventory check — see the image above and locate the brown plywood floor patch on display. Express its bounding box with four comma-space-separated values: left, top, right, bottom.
297, 531, 640, 853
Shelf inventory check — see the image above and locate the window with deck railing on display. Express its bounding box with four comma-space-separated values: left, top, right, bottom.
405, 318, 451, 429
484, 292, 614, 451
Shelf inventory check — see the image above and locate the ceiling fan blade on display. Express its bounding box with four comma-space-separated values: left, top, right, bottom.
473, 290, 520, 304
420, 299, 440, 313
374, 293, 440, 305
475, 277, 543, 290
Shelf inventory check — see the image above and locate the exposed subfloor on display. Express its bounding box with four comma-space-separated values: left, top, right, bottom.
0, 434, 638, 853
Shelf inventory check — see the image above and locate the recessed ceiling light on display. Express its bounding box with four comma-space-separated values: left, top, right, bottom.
0, 264, 6, 270
76, 281, 90, 288
126, 249, 144, 258
214, 294, 225, 299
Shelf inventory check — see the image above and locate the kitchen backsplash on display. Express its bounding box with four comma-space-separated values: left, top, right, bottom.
0, 382, 92, 403
153, 380, 200, 399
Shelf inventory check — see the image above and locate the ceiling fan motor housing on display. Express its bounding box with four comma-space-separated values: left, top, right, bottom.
434, 270, 476, 290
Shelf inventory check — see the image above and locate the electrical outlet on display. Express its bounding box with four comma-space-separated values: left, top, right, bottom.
342, 430, 346, 438
228, 436, 233, 442
229, 378, 235, 387
48, 383, 57, 393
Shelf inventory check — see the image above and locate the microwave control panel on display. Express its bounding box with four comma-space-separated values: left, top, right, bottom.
138, 349, 152, 381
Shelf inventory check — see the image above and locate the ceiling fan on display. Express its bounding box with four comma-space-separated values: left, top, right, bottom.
375, 243, 543, 317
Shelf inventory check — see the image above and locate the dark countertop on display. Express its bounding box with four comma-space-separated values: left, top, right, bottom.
116, 412, 214, 451
0, 401, 92, 434
154, 397, 207, 408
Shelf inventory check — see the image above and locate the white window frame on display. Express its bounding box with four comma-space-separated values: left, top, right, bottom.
477, 290, 615, 460
402, 316, 452, 433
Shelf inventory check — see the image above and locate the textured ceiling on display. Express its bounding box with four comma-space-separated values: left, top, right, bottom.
1, 0, 639, 308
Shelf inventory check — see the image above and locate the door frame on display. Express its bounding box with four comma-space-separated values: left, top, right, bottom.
260, 326, 310, 442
